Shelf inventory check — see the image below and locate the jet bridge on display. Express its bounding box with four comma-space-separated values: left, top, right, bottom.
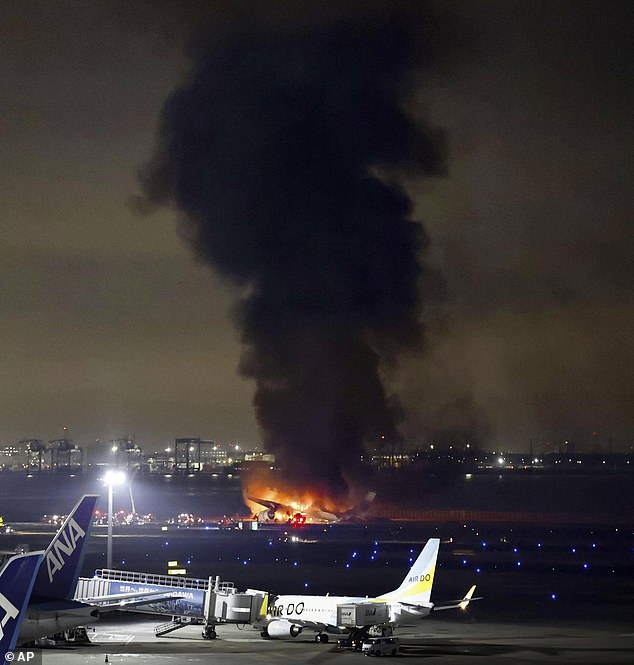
75, 568, 268, 639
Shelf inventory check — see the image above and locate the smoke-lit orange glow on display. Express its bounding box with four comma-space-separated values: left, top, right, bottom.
241, 467, 360, 523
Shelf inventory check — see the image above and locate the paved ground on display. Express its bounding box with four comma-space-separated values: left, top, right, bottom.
27, 613, 634, 664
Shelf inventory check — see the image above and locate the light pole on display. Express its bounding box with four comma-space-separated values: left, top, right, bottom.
104, 469, 125, 569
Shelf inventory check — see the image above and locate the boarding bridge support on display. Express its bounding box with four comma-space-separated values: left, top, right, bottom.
201, 576, 268, 639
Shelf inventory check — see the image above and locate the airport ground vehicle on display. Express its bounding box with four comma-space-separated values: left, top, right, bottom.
362, 636, 400, 656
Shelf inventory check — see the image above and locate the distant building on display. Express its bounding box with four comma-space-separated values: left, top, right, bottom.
0, 445, 24, 470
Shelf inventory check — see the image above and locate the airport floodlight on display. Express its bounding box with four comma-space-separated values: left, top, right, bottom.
104, 470, 126, 569
104, 469, 126, 486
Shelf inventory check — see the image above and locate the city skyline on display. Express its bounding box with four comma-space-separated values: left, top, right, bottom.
2, 2, 632, 458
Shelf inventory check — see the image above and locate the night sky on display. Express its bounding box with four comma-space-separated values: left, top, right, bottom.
2, 1, 632, 456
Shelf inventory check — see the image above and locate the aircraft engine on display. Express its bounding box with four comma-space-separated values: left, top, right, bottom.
265, 620, 303, 638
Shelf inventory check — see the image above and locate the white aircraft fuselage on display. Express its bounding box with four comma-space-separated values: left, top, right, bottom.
268, 593, 432, 626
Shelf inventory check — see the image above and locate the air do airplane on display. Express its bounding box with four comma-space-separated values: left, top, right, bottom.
255, 538, 479, 644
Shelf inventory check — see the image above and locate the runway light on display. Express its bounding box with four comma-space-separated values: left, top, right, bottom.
583, 563, 589, 569
551, 594, 557, 600
571, 548, 576, 553
516, 561, 521, 567
476, 568, 481, 574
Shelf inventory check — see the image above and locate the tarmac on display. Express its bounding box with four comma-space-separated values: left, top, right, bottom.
27, 612, 634, 664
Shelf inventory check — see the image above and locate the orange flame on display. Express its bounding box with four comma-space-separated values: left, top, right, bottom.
242, 467, 358, 521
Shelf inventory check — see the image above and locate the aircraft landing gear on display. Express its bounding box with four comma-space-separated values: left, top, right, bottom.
344, 627, 371, 650
315, 633, 329, 643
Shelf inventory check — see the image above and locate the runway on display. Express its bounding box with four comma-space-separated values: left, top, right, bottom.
29, 612, 634, 664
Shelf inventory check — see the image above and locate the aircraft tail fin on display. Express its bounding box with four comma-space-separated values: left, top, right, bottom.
0, 552, 43, 657
31, 494, 98, 602
376, 538, 440, 605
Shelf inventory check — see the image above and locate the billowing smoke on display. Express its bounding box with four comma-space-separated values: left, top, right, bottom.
141, 8, 446, 499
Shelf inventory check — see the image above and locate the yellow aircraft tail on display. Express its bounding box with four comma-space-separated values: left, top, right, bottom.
376, 538, 439, 605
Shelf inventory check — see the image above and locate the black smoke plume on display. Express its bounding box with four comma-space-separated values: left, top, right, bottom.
141, 8, 446, 499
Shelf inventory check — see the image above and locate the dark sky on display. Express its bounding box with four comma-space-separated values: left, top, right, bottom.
1, 1, 632, 454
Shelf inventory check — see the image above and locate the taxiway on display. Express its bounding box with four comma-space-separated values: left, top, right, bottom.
31, 612, 634, 664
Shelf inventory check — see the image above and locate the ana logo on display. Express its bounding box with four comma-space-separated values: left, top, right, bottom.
45, 517, 86, 583
0, 592, 19, 642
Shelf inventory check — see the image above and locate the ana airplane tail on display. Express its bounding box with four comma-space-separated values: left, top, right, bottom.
376, 538, 440, 605
31, 494, 98, 603
0, 552, 43, 659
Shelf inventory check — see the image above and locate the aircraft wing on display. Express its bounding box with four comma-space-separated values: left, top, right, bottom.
433, 585, 482, 611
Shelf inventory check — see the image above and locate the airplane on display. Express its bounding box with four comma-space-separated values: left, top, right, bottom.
0, 551, 43, 662
249, 491, 377, 524
255, 538, 480, 644
17, 494, 101, 645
